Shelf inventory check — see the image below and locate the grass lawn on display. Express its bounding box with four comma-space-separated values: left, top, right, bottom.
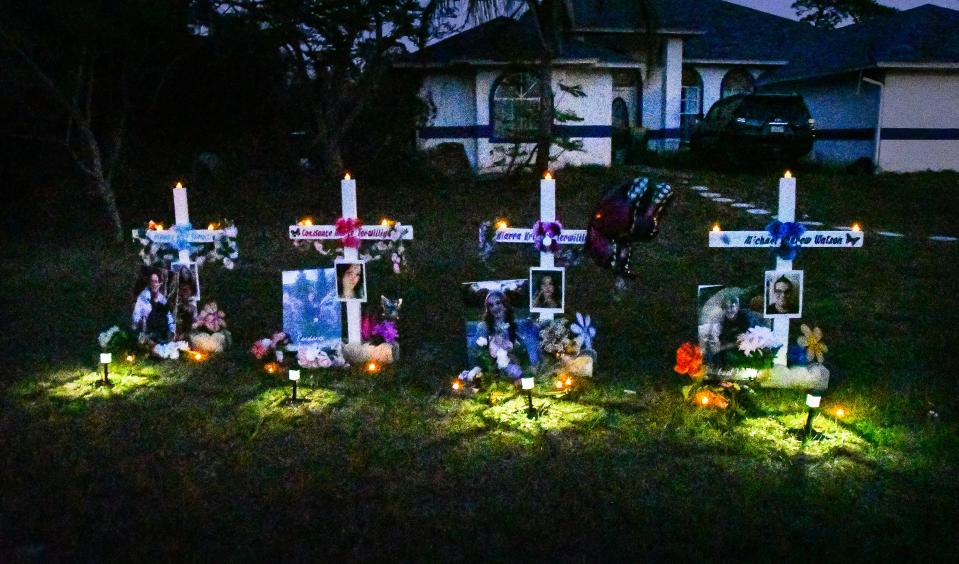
1, 164, 958, 561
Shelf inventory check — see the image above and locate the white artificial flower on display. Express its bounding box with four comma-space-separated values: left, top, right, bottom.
737, 326, 777, 356
496, 348, 510, 369
98, 326, 120, 349
223, 258, 234, 269
475, 336, 488, 347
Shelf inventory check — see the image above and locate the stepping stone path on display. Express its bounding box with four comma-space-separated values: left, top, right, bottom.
687, 182, 956, 244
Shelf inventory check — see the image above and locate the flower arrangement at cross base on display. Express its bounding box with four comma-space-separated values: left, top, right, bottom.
537, 313, 597, 386
189, 301, 233, 353
675, 342, 756, 414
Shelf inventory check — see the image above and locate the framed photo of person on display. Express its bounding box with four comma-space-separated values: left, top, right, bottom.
764, 270, 803, 318
529, 267, 565, 314
282, 268, 341, 346
335, 259, 367, 303
461, 279, 540, 367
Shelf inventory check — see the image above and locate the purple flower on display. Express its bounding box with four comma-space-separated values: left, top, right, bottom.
373, 320, 398, 343
532, 220, 563, 253
505, 363, 523, 380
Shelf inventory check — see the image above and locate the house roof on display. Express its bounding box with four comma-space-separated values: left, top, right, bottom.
762, 5, 959, 84
564, 0, 705, 33
398, 0, 821, 69
394, 15, 638, 68
683, 0, 824, 64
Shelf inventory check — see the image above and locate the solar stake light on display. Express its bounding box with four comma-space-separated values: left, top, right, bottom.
288, 369, 302, 403
97, 353, 113, 388
521, 377, 537, 418
803, 393, 822, 440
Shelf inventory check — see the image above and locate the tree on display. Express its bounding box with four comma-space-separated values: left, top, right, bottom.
792, 0, 897, 29
0, 0, 195, 241
208, 0, 443, 179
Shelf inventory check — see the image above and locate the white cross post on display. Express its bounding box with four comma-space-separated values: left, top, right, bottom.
132, 182, 231, 298
288, 174, 414, 344
492, 172, 587, 321
708, 171, 864, 365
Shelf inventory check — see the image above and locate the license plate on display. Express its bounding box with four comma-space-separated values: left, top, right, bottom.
770, 125, 785, 133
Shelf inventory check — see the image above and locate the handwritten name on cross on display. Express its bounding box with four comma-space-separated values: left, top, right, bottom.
493, 172, 587, 321
288, 174, 414, 344
131, 182, 231, 298
708, 172, 863, 366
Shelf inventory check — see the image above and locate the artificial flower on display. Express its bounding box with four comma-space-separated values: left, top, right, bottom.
98, 326, 121, 349
475, 336, 488, 347
674, 342, 705, 379
737, 326, 777, 356
459, 367, 481, 382
373, 320, 398, 343
797, 324, 828, 363
153, 340, 189, 360
532, 220, 563, 253
298, 346, 333, 369
194, 302, 226, 332
505, 363, 523, 380
495, 348, 510, 369
570, 312, 597, 351
251, 338, 272, 359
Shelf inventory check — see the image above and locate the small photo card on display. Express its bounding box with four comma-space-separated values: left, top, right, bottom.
335, 259, 367, 303
764, 270, 803, 318
529, 267, 565, 314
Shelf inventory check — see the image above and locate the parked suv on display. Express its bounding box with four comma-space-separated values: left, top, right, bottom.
690, 93, 815, 164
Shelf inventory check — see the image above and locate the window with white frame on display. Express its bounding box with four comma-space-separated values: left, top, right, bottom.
492, 72, 542, 141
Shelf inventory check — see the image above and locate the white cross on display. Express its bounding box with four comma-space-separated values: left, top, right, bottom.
492, 172, 587, 321
288, 174, 414, 344
131, 182, 232, 298
708, 172, 864, 365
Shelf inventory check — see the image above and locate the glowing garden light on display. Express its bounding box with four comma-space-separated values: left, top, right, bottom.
126, 354, 136, 362
264, 362, 280, 375
289, 369, 302, 402
452, 380, 462, 391
521, 377, 537, 418
803, 393, 822, 440
835, 407, 846, 418
366, 361, 380, 374
97, 352, 113, 388
190, 351, 206, 362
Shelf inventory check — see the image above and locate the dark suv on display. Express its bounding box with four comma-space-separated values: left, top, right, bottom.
690, 93, 815, 164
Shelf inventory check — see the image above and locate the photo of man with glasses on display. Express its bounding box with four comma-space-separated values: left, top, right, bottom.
764, 270, 803, 318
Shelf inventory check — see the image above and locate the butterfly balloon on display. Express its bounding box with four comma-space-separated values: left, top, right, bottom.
586, 177, 673, 277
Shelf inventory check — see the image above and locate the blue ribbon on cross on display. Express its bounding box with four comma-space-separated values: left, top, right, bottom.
766, 220, 806, 260
172, 223, 195, 252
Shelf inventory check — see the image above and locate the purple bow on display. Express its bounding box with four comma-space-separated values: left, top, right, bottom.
533, 220, 563, 253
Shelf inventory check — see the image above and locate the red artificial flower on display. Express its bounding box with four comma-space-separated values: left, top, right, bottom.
674, 342, 705, 379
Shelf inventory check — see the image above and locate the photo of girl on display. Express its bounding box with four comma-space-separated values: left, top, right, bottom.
335, 260, 367, 302
530, 267, 565, 314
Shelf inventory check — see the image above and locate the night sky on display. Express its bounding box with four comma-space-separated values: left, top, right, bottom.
727, 0, 959, 20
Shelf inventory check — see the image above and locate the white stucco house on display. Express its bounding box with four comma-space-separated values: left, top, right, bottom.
396, 0, 959, 173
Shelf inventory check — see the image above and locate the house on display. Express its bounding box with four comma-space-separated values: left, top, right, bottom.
759, 5, 959, 172
396, 1, 959, 172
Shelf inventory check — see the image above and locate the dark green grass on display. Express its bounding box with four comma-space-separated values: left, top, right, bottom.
1, 166, 958, 561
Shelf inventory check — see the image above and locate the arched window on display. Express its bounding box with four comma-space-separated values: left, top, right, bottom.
491, 72, 542, 141
680, 68, 703, 141
721, 68, 755, 98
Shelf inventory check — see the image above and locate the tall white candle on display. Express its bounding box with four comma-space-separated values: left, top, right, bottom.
778, 172, 796, 224
341, 173, 361, 344
540, 172, 556, 222
173, 182, 190, 225
341, 173, 358, 219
